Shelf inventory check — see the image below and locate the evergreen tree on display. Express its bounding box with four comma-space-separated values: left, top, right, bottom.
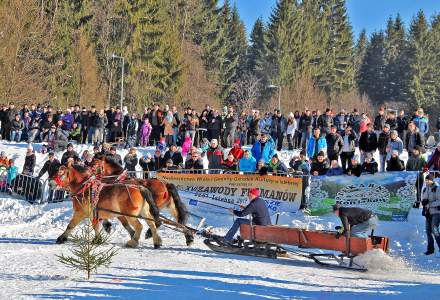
384, 14, 408, 102
128, 0, 183, 107
358, 31, 387, 104
354, 29, 368, 90
406, 11, 436, 109
314, 0, 354, 103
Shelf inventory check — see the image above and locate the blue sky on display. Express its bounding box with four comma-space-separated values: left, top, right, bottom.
232, 0, 440, 38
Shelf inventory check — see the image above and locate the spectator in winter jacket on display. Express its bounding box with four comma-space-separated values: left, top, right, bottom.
163, 159, 179, 171
422, 175, 440, 255
139, 153, 156, 176
385, 112, 398, 131
425, 143, 440, 171
207, 139, 224, 169
54, 127, 69, 152
207, 110, 222, 142
181, 135, 193, 159
163, 145, 183, 167
359, 124, 377, 163
359, 113, 371, 134
346, 155, 362, 177
317, 108, 333, 135
222, 153, 238, 172
299, 110, 313, 149
307, 128, 327, 159
310, 151, 330, 176
61, 143, 79, 166
348, 109, 362, 136
386, 150, 405, 171
229, 139, 244, 160
340, 126, 357, 171
184, 151, 204, 170
22, 145, 36, 176
271, 110, 287, 151
333, 111, 347, 133
95, 110, 108, 145
223, 107, 237, 148
377, 124, 390, 172
10, 114, 24, 142
267, 154, 288, 174
397, 110, 408, 143
61, 109, 74, 131
326, 160, 344, 176
407, 146, 426, 204
125, 114, 139, 149
37, 152, 61, 179
251, 133, 276, 164
239, 150, 257, 173
139, 119, 152, 147
325, 125, 343, 161
413, 108, 429, 137
87, 106, 99, 144
373, 107, 386, 132
386, 130, 404, 160
163, 111, 176, 146
0, 151, 9, 168
286, 113, 297, 150
27, 116, 41, 143
361, 153, 378, 175
406, 122, 425, 155
68, 122, 81, 144
6, 159, 18, 188
124, 148, 138, 172
108, 146, 122, 166
289, 150, 310, 175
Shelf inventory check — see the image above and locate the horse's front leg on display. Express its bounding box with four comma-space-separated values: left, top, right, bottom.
56, 212, 85, 244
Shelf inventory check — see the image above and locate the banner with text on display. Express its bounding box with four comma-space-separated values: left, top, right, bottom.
156, 172, 303, 215
308, 172, 418, 221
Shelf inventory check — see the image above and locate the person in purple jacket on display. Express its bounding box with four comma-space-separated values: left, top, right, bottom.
61, 109, 74, 131
140, 118, 152, 146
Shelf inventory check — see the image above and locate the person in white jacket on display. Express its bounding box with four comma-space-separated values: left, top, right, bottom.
286, 113, 297, 150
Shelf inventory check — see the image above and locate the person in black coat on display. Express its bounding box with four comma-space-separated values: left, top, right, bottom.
333, 204, 377, 238
163, 145, 183, 168
37, 153, 61, 179
346, 155, 362, 177
61, 143, 79, 165
359, 124, 378, 161
123, 148, 138, 172
386, 150, 405, 171
184, 151, 204, 170
22, 146, 36, 176
361, 153, 378, 175
107, 146, 123, 166
223, 188, 271, 243
310, 151, 330, 176
325, 125, 343, 161
207, 111, 222, 141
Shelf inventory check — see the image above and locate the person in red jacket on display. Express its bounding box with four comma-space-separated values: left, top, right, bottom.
425, 142, 440, 172
228, 138, 244, 160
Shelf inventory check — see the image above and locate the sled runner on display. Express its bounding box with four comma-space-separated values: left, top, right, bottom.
204, 224, 389, 272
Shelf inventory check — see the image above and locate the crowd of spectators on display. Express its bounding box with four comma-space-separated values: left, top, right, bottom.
0, 102, 439, 182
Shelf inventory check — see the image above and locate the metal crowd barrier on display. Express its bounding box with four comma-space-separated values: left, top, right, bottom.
1, 173, 45, 203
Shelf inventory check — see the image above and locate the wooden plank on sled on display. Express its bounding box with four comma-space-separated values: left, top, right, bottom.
239, 225, 389, 256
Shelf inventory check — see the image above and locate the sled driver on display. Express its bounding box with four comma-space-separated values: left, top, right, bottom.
332, 204, 378, 238
222, 188, 271, 244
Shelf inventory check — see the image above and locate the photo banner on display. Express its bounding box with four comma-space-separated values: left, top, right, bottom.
156, 172, 303, 215
308, 172, 418, 221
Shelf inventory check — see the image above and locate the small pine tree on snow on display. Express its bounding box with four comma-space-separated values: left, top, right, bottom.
57, 198, 118, 280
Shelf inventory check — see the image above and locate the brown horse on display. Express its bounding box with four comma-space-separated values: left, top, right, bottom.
55, 164, 163, 249
91, 154, 193, 246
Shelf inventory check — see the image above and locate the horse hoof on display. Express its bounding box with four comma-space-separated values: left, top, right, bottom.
125, 240, 139, 248
145, 229, 152, 240
154, 244, 161, 249
185, 235, 194, 246
103, 222, 112, 234
56, 236, 67, 244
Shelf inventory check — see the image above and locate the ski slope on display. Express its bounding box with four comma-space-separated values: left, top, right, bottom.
0, 141, 439, 299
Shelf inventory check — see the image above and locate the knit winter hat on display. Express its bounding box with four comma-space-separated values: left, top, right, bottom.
248, 188, 261, 197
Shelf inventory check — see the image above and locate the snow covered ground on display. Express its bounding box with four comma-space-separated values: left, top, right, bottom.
0, 141, 440, 299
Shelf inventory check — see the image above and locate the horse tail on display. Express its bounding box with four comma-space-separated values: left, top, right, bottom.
140, 187, 160, 226
166, 183, 188, 225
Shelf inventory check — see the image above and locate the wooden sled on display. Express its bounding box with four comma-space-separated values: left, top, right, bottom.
204, 224, 389, 272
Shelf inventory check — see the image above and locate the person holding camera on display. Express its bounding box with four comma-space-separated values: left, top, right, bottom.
422, 174, 440, 255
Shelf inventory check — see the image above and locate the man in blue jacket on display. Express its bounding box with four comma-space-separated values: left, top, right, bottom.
223, 188, 271, 244
239, 150, 257, 172
307, 127, 327, 159
251, 133, 276, 164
